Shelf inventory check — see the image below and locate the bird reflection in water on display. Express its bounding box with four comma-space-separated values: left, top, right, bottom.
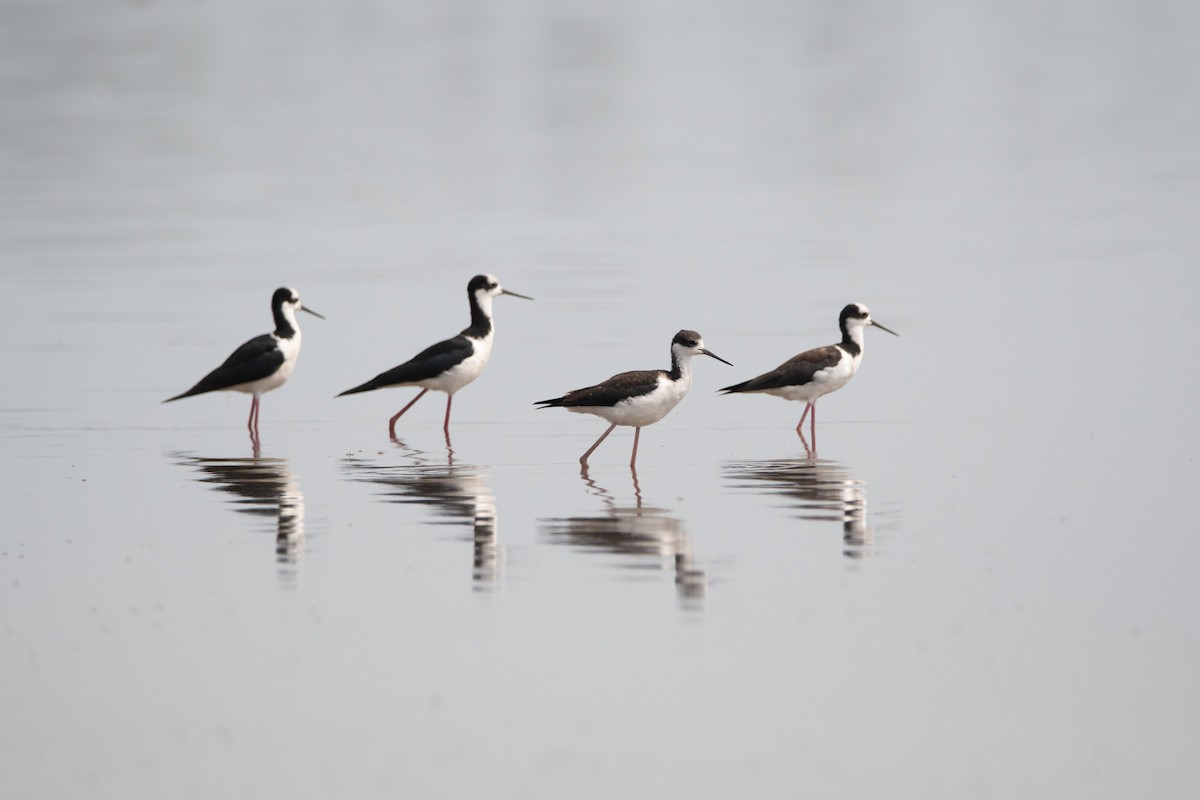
173, 453, 306, 588
725, 456, 875, 559
342, 437, 501, 591
541, 468, 707, 610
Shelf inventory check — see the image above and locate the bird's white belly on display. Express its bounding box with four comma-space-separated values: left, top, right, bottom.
769, 360, 857, 403
234, 362, 293, 395
427, 337, 491, 395
233, 334, 299, 395
575, 375, 689, 427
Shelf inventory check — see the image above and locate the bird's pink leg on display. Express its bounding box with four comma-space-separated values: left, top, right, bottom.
248, 394, 262, 455
389, 389, 429, 438
629, 427, 642, 467
580, 422, 618, 466
796, 403, 811, 436
443, 395, 453, 436
809, 403, 817, 452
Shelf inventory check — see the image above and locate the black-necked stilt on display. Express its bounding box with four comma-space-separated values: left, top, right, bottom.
535, 330, 732, 467
337, 274, 532, 438
164, 287, 324, 448
719, 303, 897, 451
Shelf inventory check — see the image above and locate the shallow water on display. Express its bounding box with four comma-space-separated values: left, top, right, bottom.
3, 1, 1199, 797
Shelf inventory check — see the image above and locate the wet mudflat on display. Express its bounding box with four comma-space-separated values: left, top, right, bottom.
2, 1, 1199, 797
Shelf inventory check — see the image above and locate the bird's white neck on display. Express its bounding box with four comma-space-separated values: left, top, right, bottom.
841, 324, 865, 358
668, 349, 694, 383
475, 291, 494, 318
274, 303, 300, 339
464, 291, 495, 339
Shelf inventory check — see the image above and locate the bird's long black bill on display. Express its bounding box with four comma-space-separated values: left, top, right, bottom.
301, 305, 326, 320
501, 289, 534, 300
871, 320, 898, 336
700, 349, 733, 366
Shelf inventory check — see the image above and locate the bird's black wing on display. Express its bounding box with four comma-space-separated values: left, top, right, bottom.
719, 345, 842, 394
338, 335, 473, 396
536, 369, 663, 408
165, 334, 284, 401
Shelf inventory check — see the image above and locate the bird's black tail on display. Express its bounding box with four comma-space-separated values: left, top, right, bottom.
336, 381, 377, 398
163, 385, 205, 403
717, 381, 751, 395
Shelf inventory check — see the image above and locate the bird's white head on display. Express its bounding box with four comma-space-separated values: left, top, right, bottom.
839, 303, 898, 343
271, 286, 324, 337
469, 274, 534, 303
463, 275, 533, 337
671, 329, 734, 366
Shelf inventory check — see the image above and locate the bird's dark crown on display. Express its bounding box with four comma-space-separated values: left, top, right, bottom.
839, 303, 868, 325
672, 329, 702, 349
468, 274, 499, 295
272, 287, 299, 308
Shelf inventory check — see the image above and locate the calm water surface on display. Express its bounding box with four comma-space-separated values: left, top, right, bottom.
2, 1, 1199, 797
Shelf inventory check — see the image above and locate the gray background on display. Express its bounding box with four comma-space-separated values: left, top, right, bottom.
2, 0, 1198, 797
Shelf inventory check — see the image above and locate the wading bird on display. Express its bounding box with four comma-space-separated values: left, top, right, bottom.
165, 286, 324, 450
719, 303, 897, 451
536, 330, 731, 467
338, 274, 532, 438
